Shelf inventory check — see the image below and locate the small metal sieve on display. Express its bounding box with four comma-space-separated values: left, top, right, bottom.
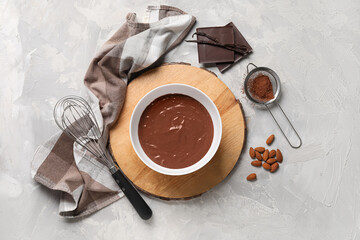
244, 63, 302, 149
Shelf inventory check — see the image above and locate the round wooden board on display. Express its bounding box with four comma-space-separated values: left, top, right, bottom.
109, 64, 246, 199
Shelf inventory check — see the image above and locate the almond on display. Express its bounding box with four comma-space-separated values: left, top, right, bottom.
266, 134, 275, 145
269, 149, 276, 158
270, 162, 279, 173
263, 149, 269, 161
266, 158, 277, 164
255, 147, 265, 153
246, 173, 257, 181
276, 149, 283, 163
251, 160, 262, 167
263, 162, 271, 171
249, 147, 255, 159
255, 151, 262, 161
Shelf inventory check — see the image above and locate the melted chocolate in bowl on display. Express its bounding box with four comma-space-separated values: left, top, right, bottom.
138, 94, 214, 169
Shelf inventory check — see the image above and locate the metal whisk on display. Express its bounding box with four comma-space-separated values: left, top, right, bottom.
53, 96, 152, 220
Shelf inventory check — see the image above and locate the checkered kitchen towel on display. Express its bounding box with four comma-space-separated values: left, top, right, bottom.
31, 5, 196, 218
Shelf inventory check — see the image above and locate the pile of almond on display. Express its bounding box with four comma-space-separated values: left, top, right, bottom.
246, 134, 283, 181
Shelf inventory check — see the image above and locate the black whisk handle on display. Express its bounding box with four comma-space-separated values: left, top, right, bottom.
111, 169, 152, 220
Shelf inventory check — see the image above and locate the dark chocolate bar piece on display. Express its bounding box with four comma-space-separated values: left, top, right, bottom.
196, 26, 235, 64
216, 22, 253, 72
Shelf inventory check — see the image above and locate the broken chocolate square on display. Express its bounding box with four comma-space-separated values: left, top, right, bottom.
196, 26, 235, 64
216, 22, 253, 73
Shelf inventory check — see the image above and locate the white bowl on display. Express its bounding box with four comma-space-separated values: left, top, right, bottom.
129, 84, 222, 176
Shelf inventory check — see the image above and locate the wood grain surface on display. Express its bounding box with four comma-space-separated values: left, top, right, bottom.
109, 64, 246, 199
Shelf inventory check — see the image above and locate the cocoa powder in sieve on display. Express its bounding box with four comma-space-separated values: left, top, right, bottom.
249, 75, 274, 102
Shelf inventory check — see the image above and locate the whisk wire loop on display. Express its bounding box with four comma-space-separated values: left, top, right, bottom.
53, 96, 113, 168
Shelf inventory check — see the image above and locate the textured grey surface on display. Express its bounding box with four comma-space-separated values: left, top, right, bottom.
1, 0, 360, 239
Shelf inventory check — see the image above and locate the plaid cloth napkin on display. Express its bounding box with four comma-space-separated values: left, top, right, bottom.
31, 5, 196, 218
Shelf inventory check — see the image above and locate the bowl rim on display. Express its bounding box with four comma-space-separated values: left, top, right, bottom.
129, 83, 222, 176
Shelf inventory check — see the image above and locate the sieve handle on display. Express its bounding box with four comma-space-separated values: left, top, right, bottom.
247, 63, 258, 73
265, 103, 302, 149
